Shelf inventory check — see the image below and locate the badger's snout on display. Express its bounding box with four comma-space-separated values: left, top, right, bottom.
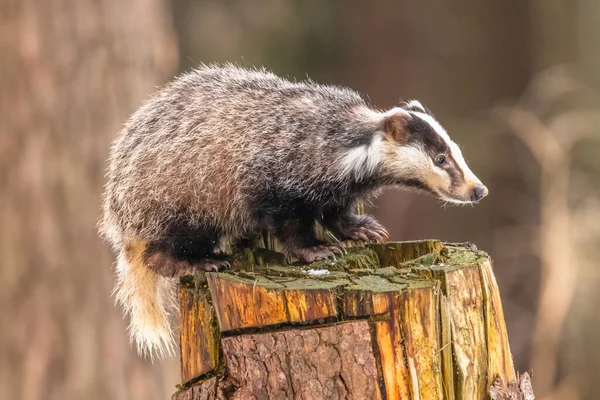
470, 185, 489, 202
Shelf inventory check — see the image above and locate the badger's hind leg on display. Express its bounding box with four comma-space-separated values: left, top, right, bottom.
322, 203, 390, 243
145, 220, 231, 277
146, 253, 229, 276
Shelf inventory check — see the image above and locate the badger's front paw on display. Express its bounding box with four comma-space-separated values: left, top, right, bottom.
289, 243, 345, 263
336, 215, 390, 243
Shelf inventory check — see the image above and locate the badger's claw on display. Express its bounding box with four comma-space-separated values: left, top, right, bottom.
327, 243, 346, 256
160, 258, 231, 277
198, 259, 231, 273
291, 244, 346, 263
147, 251, 231, 277
357, 232, 369, 242
338, 245, 348, 256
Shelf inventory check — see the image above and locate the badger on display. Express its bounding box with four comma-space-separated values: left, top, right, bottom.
99, 64, 488, 358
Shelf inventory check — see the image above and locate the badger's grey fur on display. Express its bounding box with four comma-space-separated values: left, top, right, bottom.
99, 64, 488, 358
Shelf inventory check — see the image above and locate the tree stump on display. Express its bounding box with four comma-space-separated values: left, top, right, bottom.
172, 240, 516, 399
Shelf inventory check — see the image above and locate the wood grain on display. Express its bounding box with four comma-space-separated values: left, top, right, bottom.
175, 241, 520, 399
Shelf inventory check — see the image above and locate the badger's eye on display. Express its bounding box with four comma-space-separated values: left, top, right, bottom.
435, 155, 447, 166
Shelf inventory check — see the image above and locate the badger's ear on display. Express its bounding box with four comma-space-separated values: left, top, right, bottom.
402, 100, 428, 114
382, 108, 411, 143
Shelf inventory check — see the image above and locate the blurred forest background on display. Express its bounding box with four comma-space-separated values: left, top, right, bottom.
1, 1, 599, 399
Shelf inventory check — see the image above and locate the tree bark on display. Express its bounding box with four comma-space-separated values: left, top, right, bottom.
173, 241, 518, 399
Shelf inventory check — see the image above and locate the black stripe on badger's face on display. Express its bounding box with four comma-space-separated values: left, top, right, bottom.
405, 113, 449, 158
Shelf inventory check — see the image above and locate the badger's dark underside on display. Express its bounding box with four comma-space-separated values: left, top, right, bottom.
142, 198, 390, 276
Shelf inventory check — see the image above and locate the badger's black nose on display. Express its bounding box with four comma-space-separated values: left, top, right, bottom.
471, 185, 489, 202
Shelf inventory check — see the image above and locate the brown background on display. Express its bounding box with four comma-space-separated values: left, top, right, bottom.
2, 1, 599, 399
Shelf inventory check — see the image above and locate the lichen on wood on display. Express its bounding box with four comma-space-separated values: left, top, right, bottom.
175, 240, 519, 399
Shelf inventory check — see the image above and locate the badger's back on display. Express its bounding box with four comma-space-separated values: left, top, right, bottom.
100, 65, 373, 246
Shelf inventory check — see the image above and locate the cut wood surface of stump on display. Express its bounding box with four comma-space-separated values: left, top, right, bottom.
172, 240, 518, 400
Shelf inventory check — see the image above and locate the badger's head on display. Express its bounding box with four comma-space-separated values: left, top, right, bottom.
342, 100, 488, 204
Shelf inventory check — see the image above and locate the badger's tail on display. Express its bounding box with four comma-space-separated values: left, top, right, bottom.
114, 239, 177, 359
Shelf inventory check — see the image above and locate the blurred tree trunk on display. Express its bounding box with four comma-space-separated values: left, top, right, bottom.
572, 3, 600, 400
0, 1, 178, 399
